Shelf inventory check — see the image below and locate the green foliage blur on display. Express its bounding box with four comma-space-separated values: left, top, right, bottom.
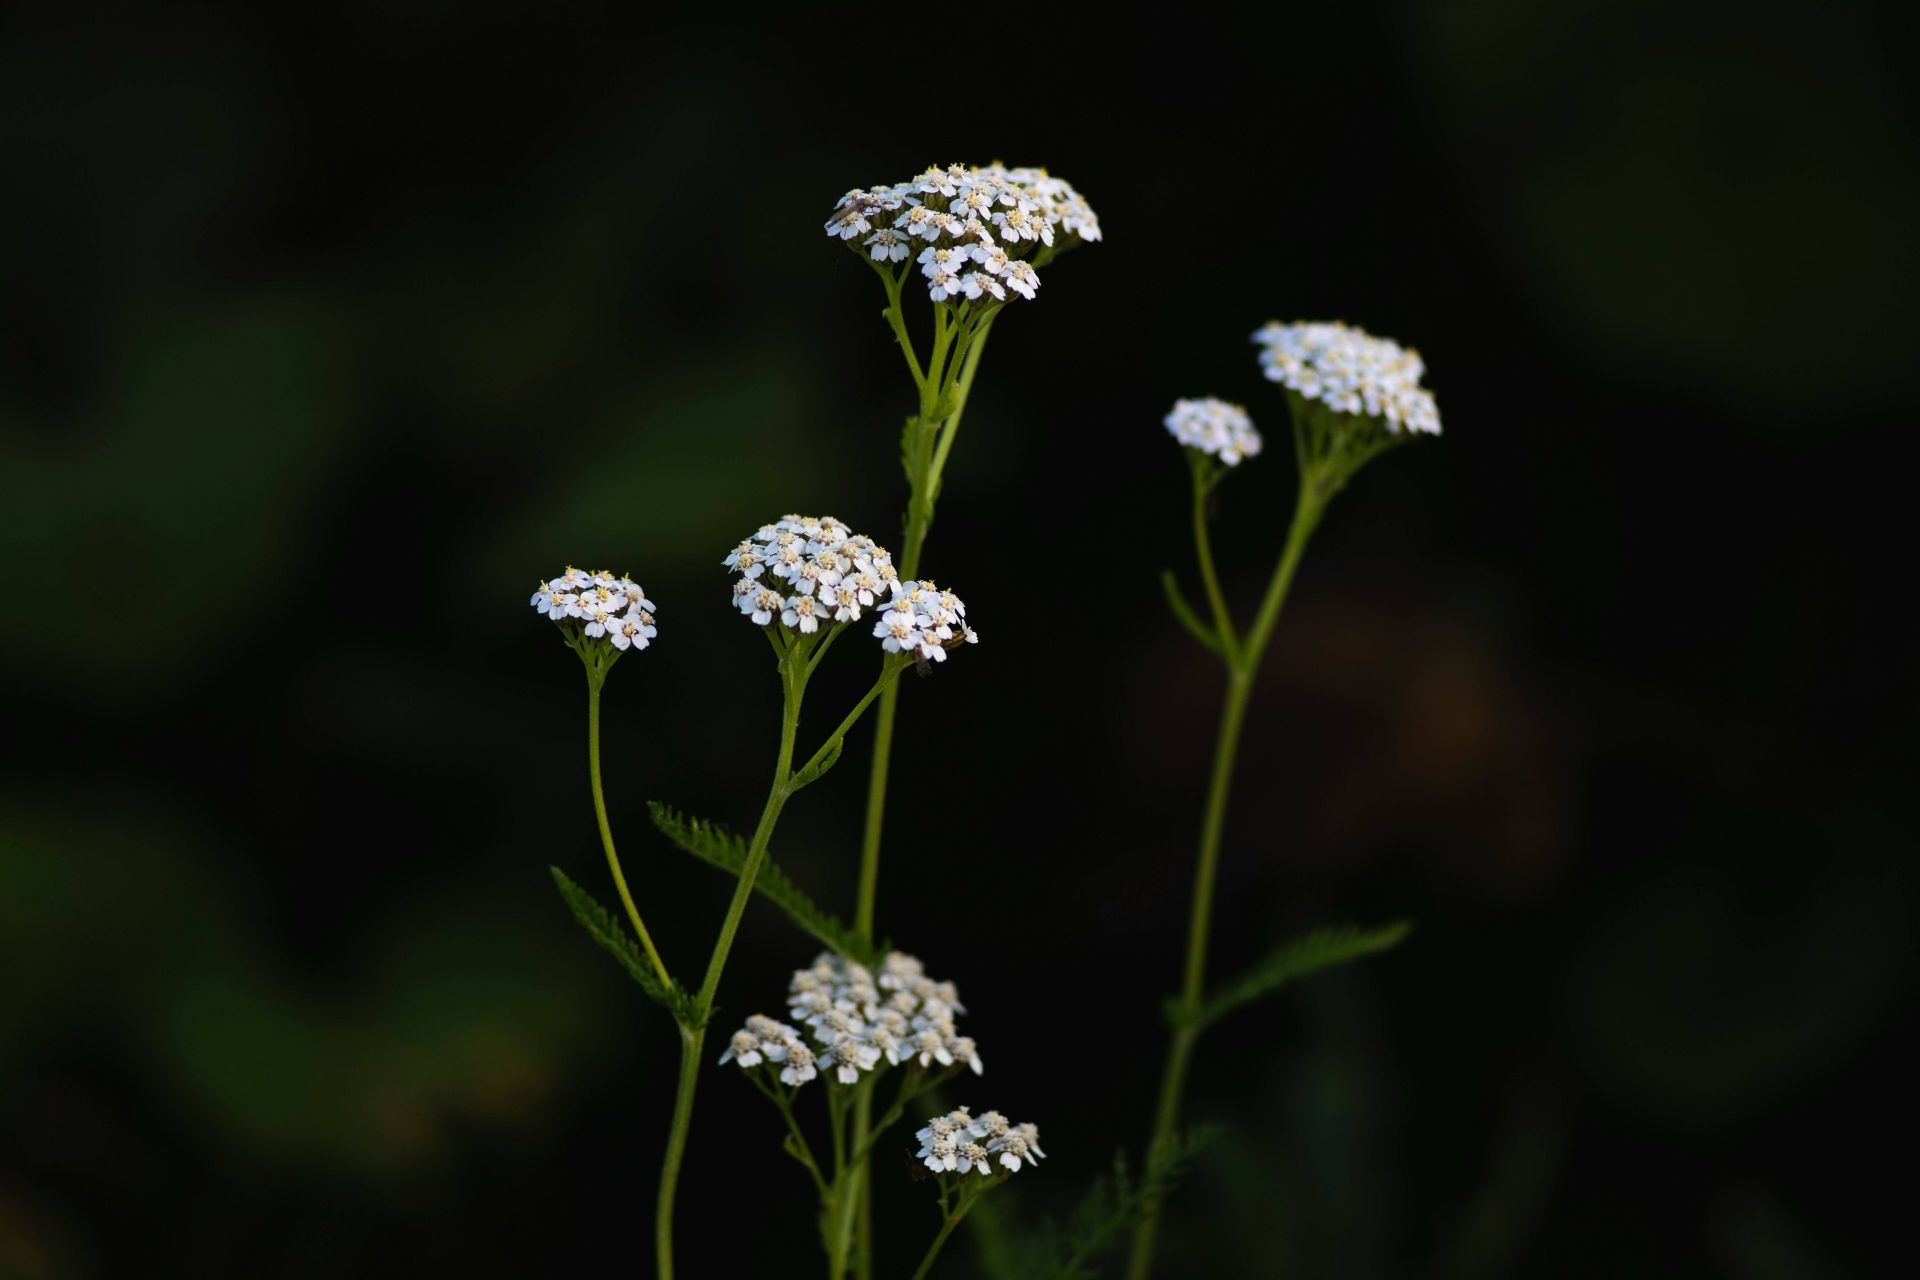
2, 2, 1914, 1276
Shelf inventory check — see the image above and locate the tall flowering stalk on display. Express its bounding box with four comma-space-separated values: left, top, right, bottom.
1126, 323, 1442, 1279
533, 516, 979, 1280
826, 161, 1101, 1276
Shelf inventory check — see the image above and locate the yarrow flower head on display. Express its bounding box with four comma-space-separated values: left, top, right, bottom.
1165, 397, 1262, 466
915, 1106, 1046, 1176
719, 950, 983, 1089
825, 163, 1101, 306
529, 566, 659, 656
1252, 321, 1441, 437
724, 515, 978, 660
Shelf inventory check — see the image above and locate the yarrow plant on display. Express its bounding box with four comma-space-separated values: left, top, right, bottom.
534, 505, 998, 1278
537, 160, 1096, 1280
530, 158, 1443, 1280
822, 160, 1098, 1279
1126, 320, 1440, 1278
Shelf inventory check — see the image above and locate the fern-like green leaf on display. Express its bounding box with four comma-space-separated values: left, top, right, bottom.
1186, 921, 1411, 1031
991, 1127, 1220, 1280
647, 802, 880, 966
549, 866, 699, 1025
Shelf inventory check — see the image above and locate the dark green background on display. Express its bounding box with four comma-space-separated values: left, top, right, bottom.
3, 2, 1914, 1276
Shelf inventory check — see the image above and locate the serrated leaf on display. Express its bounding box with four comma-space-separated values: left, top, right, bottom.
986, 1127, 1220, 1280
647, 802, 881, 966
1187, 921, 1411, 1031
549, 866, 699, 1025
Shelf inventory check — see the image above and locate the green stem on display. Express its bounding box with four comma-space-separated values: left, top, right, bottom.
586, 675, 671, 987
854, 690, 898, 941
910, 1188, 982, 1280
828, 1076, 877, 1278
655, 658, 804, 1280
924, 316, 993, 516
758, 1076, 829, 1199
856, 1168, 874, 1280
858, 310, 993, 942
793, 659, 906, 784
656, 1025, 702, 1280
843, 1104, 872, 1280
873, 262, 926, 391
1125, 479, 1326, 1280
854, 300, 997, 1280
1189, 458, 1240, 663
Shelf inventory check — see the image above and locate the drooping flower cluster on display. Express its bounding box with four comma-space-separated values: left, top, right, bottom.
825, 163, 1101, 305
915, 1107, 1046, 1177
719, 951, 984, 1088
1252, 321, 1442, 436
724, 515, 977, 659
530, 567, 658, 651
1165, 397, 1263, 466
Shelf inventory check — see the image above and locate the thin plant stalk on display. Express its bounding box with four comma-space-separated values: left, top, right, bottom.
586, 672, 672, 988
1125, 467, 1326, 1280
909, 1182, 990, 1280
652, 642, 904, 1280
848, 280, 997, 1280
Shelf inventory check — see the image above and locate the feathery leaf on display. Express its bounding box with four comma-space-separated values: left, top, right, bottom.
1186, 921, 1411, 1031
647, 802, 880, 966
993, 1127, 1220, 1280
548, 866, 699, 1025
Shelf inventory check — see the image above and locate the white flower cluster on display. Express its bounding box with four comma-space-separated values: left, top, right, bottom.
718, 1014, 821, 1086
915, 1107, 1046, 1176
872, 579, 976, 663
1252, 321, 1442, 436
825, 163, 1101, 305
724, 515, 977, 659
719, 951, 984, 1088
529, 567, 658, 651
1165, 397, 1263, 465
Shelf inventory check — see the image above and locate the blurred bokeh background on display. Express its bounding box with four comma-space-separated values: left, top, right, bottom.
3, 3, 1915, 1276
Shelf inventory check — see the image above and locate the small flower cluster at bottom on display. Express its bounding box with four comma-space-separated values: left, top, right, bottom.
915, 1107, 1045, 1176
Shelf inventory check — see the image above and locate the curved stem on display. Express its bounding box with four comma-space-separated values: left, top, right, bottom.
873, 261, 926, 390
924, 316, 993, 513
696, 664, 802, 1011
1126, 482, 1326, 1280
793, 660, 906, 783
854, 294, 1000, 1280
910, 1190, 981, 1280
1242, 484, 1324, 662
805, 617, 847, 679
755, 1074, 830, 1199
655, 1026, 702, 1280
1189, 460, 1241, 664
656, 659, 805, 1279
586, 676, 671, 987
